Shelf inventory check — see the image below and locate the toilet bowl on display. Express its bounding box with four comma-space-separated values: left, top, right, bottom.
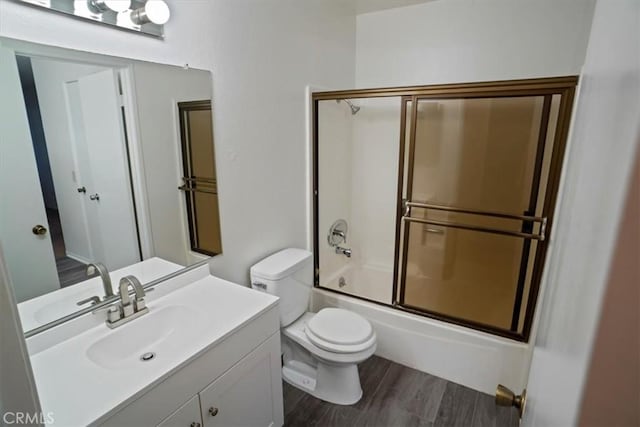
250, 248, 376, 405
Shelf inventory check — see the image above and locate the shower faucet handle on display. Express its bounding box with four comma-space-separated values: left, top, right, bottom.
328, 219, 348, 247
332, 230, 346, 239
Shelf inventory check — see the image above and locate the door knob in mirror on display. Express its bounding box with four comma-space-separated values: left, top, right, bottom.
77, 186, 87, 193
32, 225, 48, 235
89, 193, 100, 201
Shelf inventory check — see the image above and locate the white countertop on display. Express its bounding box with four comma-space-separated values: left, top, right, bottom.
19, 257, 184, 332
28, 275, 279, 426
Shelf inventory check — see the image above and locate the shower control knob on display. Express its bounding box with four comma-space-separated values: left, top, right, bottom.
77, 186, 87, 193
208, 407, 219, 417
89, 193, 100, 201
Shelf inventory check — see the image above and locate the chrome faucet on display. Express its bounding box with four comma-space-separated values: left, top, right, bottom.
76, 262, 113, 306
87, 262, 113, 298
100, 275, 149, 329
335, 246, 352, 258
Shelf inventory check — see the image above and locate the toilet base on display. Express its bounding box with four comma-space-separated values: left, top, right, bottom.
283, 360, 363, 405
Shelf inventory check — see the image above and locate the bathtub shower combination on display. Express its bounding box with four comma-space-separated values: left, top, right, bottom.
313, 78, 577, 342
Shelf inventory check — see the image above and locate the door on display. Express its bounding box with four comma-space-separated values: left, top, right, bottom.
394, 88, 572, 339
76, 69, 140, 270
523, 1, 639, 425
199, 334, 283, 427
0, 45, 59, 302
62, 79, 96, 263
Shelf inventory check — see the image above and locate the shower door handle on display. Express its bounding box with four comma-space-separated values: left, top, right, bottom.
424, 227, 444, 234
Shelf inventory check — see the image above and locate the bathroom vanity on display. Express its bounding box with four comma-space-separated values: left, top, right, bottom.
27, 269, 283, 427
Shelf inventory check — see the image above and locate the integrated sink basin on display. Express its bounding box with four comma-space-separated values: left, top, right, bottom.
86, 305, 205, 370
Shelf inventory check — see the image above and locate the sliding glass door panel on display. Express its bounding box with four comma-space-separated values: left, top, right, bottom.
410, 96, 546, 214
397, 91, 563, 335
402, 222, 529, 330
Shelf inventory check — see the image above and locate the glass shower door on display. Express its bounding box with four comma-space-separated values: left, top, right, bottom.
396, 94, 560, 335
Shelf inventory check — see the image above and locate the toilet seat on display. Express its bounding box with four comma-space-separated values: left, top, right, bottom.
305, 308, 375, 353
284, 312, 376, 364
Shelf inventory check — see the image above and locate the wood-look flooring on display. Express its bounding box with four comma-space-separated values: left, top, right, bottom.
283, 356, 519, 427
57, 256, 96, 288
47, 208, 96, 288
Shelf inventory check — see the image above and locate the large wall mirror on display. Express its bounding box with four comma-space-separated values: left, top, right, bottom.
0, 38, 222, 335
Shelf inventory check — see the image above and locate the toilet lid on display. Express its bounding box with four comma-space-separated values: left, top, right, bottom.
306, 308, 373, 347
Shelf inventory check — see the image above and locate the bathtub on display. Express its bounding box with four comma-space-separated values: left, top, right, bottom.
313, 264, 530, 395
321, 264, 392, 304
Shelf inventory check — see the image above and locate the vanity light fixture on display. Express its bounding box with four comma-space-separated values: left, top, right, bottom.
130, 0, 170, 25
15, 0, 169, 38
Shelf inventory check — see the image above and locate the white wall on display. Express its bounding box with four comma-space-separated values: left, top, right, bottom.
355, 0, 596, 88
317, 100, 353, 281
30, 58, 108, 263
349, 97, 401, 273
204, 1, 356, 284
132, 62, 212, 267
0, 0, 357, 286
523, 0, 640, 425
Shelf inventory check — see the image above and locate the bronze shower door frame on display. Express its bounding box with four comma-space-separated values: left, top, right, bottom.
312, 76, 577, 342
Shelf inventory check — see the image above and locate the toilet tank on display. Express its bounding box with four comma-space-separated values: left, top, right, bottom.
250, 248, 313, 327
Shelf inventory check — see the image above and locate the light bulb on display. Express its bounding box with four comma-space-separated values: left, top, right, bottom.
131, 0, 170, 25
88, 0, 131, 13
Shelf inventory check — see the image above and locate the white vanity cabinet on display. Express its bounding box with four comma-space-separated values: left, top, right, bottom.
99, 302, 284, 427
154, 332, 282, 427
157, 396, 201, 427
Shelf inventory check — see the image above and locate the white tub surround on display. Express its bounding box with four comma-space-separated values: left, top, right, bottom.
28, 273, 283, 427
312, 288, 529, 395
18, 257, 185, 332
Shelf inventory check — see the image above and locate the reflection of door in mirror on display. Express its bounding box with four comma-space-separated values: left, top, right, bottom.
178, 101, 222, 256
0, 51, 140, 302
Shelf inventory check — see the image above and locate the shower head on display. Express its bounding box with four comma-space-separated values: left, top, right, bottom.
336, 99, 361, 115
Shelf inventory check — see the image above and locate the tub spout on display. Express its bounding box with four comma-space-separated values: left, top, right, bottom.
336, 246, 352, 258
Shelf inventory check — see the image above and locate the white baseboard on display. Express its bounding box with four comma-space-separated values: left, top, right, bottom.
65, 252, 92, 265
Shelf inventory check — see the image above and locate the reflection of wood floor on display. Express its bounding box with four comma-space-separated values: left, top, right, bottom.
56, 257, 92, 288
283, 355, 519, 427
46, 208, 96, 288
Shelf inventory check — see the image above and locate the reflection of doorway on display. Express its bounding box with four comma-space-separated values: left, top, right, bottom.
15, 56, 92, 288
15, 55, 140, 289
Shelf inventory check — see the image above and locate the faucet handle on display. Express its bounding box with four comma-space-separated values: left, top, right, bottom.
134, 297, 146, 312
76, 295, 101, 306
93, 304, 122, 323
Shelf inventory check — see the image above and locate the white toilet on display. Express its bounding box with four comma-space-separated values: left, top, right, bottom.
250, 248, 376, 405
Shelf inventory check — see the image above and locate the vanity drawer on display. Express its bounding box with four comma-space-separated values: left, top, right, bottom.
157, 395, 202, 427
